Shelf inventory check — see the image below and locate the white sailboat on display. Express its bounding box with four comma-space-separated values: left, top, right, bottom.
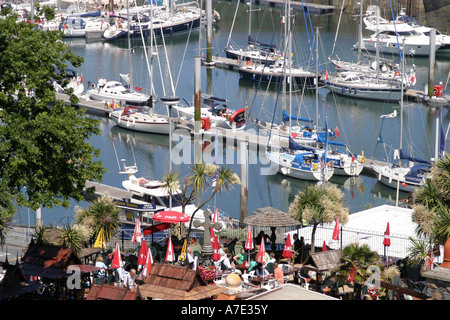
371, 42, 436, 194
266, 6, 334, 182
224, 1, 285, 66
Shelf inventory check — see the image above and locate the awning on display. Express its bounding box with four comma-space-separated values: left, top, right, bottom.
143, 223, 172, 235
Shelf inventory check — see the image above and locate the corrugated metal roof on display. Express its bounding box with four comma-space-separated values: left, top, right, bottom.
246, 284, 339, 300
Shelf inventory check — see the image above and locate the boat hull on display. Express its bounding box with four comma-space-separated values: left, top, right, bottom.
110, 112, 171, 135
326, 81, 404, 101
239, 66, 317, 87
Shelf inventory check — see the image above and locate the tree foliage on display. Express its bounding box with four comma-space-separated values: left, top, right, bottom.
289, 183, 349, 254
0, 9, 105, 218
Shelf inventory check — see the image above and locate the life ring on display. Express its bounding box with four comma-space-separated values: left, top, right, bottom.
395, 71, 401, 77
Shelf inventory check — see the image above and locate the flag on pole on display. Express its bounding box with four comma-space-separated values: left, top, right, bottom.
142, 248, 153, 277
383, 222, 391, 247
282, 234, 293, 259
245, 225, 254, 251
111, 242, 123, 269
256, 238, 266, 264
138, 239, 148, 266
332, 216, 340, 240
132, 217, 142, 243
93, 228, 106, 249
212, 207, 219, 225
165, 236, 175, 262
211, 228, 220, 261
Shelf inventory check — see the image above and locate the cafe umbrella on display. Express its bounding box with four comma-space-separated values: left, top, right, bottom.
153, 210, 190, 264
282, 234, 293, 259
245, 224, 254, 264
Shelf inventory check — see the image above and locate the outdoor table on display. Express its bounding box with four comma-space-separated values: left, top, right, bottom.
235, 264, 249, 274
249, 276, 270, 287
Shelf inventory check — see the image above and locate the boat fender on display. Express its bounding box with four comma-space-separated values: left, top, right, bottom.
395, 71, 401, 77
341, 87, 346, 94
360, 156, 365, 163
313, 163, 318, 171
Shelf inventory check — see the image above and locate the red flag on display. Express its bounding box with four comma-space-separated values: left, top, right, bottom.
165, 237, 175, 262
292, 132, 298, 139
383, 222, 391, 247
245, 225, 254, 251
80, 73, 83, 83
332, 216, 340, 240
212, 208, 219, 225
135, 86, 142, 92
142, 248, 153, 277
138, 239, 148, 265
111, 242, 123, 269
282, 234, 293, 259
211, 228, 220, 261
256, 238, 266, 264
132, 217, 142, 243
325, 70, 328, 81
322, 240, 327, 252
335, 127, 340, 138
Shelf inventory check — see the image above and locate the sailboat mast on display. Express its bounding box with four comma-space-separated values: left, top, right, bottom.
358, 0, 363, 64
395, 38, 405, 207
127, 0, 133, 92
288, 0, 292, 135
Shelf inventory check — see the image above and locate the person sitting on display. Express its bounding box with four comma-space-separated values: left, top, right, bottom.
233, 248, 247, 266
123, 268, 137, 289
271, 262, 285, 284
94, 256, 108, 279
255, 263, 270, 279
216, 253, 232, 272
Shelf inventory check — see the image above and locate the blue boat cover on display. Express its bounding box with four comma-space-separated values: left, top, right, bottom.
282, 110, 314, 123
289, 137, 315, 152
400, 149, 431, 165
247, 35, 276, 49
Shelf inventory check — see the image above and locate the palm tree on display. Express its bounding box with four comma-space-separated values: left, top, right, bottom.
289, 183, 349, 255
58, 223, 83, 253
410, 153, 450, 267
337, 243, 379, 284
160, 164, 240, 239
75, 193, 120, 244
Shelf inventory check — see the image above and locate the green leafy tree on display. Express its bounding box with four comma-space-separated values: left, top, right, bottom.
289, 183, 349, 255
0, 9, 105, 220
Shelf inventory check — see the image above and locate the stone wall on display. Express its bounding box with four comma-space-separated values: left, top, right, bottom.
312, 0, 450, 33
422, 267, 450, 300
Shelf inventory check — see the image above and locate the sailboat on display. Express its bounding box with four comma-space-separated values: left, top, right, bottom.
266, 7, 334, 182
224, 1, 285, 66
371, 40, 438, 193
329, 1, 416, 86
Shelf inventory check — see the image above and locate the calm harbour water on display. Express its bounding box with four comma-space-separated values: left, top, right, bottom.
13, 1, 450, 226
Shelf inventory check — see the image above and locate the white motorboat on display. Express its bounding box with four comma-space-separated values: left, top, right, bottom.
361, 6, 443, 56
53, 68, 84, 97
87, 78, 150, 105
172, 94, 247, 130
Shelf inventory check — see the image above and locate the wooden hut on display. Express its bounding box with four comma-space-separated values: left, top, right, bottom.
86, 284, 142, 300
0, 259, 44, 300
138, 264, 226, 300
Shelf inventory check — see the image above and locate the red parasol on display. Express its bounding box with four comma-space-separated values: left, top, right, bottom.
132, 217, 142, 243
245, 225, 254, 251
212, 208, 219, 224
138, 239, 148, 265
111, 242, 123, 269
165, 236, 175, 262
332, 215, 340, 240
256, 237, 266, 264
322, 240, 327, 252
153, 210, 190, 223
143, 223, 172, 236
211, 228, 220, 261
282, 234, 293, 259
142, 248, 153, 277
383, 222, 391, 247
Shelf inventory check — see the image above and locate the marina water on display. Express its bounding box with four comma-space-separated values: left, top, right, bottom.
13, 1, 450, 226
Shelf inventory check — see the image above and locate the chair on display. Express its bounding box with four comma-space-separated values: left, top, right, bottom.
296, 268, 310, 290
